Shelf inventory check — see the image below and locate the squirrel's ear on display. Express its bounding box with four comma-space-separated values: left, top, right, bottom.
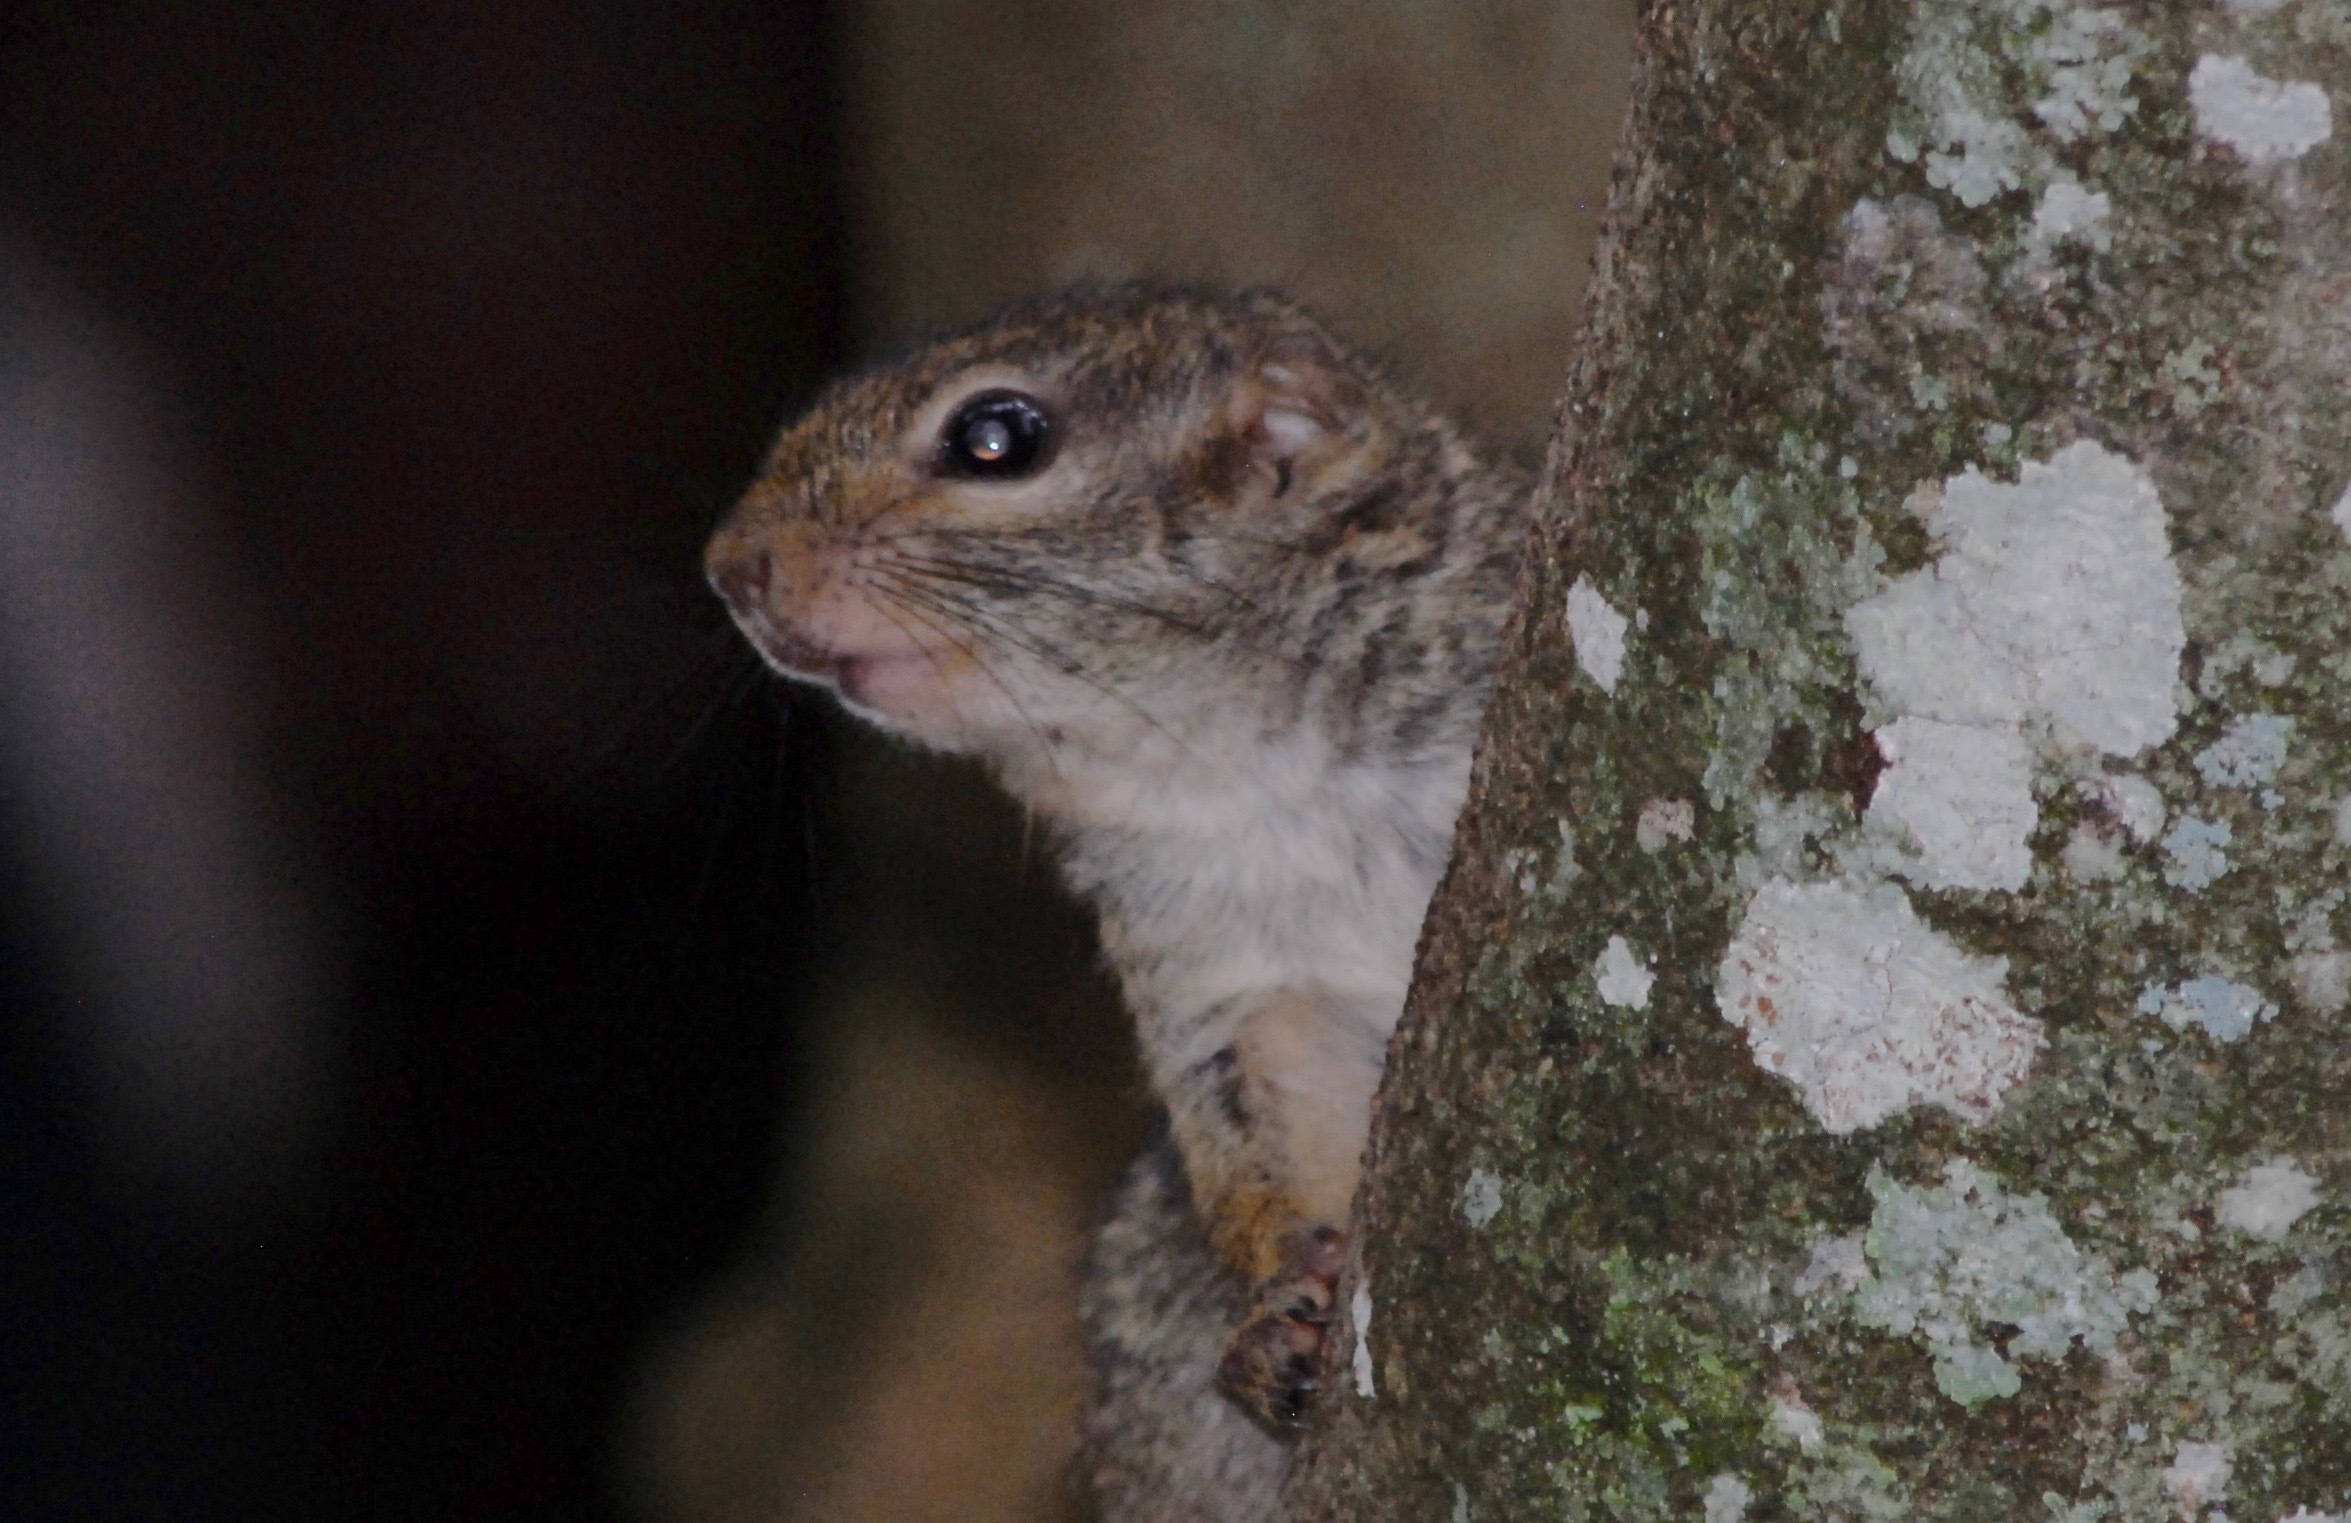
1212, 339, 1381, 507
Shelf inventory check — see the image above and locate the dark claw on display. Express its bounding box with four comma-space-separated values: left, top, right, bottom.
1217, 1321, 1322, 1434
1217, 1229, 1347, 1435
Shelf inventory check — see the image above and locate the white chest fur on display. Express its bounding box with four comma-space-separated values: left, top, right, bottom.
1018, 729, 1473, 1084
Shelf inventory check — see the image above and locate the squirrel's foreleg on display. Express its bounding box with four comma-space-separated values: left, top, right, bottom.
1162, 986, 1383, 1429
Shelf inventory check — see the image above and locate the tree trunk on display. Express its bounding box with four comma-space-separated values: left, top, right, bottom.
1288, 0, 2351, 1517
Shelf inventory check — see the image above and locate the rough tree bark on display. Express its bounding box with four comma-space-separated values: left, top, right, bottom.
1290, 0, 2351, 1518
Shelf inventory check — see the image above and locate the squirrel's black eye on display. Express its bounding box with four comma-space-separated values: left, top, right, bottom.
938, 390, 1052, 479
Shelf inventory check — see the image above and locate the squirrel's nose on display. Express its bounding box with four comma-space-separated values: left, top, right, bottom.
707, 545, 773, 618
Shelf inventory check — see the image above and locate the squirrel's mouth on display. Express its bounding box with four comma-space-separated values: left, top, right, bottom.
744, 626, 848, 683
707, 535, 969, 718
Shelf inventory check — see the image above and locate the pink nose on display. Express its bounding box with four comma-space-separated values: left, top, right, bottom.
708, 546, 772, 617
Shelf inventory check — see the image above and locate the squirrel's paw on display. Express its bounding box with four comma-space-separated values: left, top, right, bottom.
1215, 1227, 1345, 1434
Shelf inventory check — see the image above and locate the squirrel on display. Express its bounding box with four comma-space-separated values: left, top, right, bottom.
705, 285, 1526, 1519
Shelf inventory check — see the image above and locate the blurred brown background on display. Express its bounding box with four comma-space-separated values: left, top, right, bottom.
0, 4, 1628, 1520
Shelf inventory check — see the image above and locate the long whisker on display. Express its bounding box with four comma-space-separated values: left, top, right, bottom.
544, 625, 764, 800
883, 575, 1205, 767
661, 653, 770, 781
882, 578, 1098, 695
918, 547, 1306, 673
895, 523, 1308, 643
923, 520, 1323, 556
892, 552, 1218, 637
866, 582, 1063, 770
757, 682, 806, 903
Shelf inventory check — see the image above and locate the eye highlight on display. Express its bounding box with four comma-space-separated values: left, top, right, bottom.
937, 390, 1053, 479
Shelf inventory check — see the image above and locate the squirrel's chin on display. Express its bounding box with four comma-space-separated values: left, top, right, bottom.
831, 650, 930, 708
823, 654, 974, 744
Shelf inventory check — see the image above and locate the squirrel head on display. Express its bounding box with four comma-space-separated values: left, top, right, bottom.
706, 285, 1472, 768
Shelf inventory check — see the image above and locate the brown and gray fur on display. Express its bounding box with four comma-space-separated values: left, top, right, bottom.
705, 285, 1525, 1518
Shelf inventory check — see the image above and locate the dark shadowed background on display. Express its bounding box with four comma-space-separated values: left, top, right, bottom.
0, 4, 1628, 1519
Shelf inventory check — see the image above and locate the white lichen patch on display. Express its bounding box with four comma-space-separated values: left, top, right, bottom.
2189, 54, 2333, 165
1847, 443, 2182, 750
2030, 8, 2145, 139
1351, 1281, 1375, 1398
1735, 794, 1848, 891
1852, 1161, 2159, 1408
2030, 176, 2114, 251
1565, 575, 1630, 695
2066, 772, 2168, 880
1636, 796, 1696, 852
2084, 773, 2167, 841
1767, 1385, 1826, 1453
2217, 1158, 2322, 1240
2163, 340, 2225, 417
1845, 442, 2184, 891
2138, 975, 2277, 1043
1704, 1473, 1753, 1523
1459, 1167, 1505, 1230
2195, 713, 2294, 792
2332, 476, 2351, 543
1904, 105, 2033, 209
2292, 950, 2351, 1013
1867, 717, 2038, 890
1797, 1232, 1871, 1298
1549, 820, 1584, 896
1595, 935, 1657, 1009
2293, 882, 2348, 953
1802, 1449, 1911, 1518
1506, 821, 1587, 900
2164, 1440, 2233, 1512
2200, 632, 2298, 694
2063, 824, 2126, 882
1717, 878, 2044, 1133
1888, 0, 2150, 207
2162, 815, 2235, 890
